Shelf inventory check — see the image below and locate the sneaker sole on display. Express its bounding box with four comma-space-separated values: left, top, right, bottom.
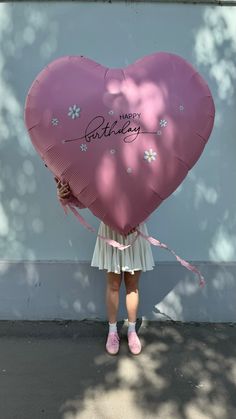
106, 348, 119, 355
128, 347, 142, 355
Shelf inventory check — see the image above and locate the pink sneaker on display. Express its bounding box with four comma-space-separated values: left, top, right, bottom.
106, 331, 120, 355
127, 331, 142, 355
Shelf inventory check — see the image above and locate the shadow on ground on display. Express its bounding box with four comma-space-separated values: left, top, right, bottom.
0, 320, 236, 419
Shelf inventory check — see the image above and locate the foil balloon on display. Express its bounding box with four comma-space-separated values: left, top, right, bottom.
24, 52, 215, 287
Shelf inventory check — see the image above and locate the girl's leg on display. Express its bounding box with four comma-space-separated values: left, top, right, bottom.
124, 270, 142, 322
106, 272, 122, 323
124, 270, 142, 355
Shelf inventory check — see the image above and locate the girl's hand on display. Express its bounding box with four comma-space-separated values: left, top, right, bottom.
54, 177, 71, 199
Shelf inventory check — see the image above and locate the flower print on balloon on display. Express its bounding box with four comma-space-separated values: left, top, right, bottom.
68, 104, 81, 119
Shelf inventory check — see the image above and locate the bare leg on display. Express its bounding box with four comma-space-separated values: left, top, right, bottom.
124, 270, 142, 322
106, 272, 122, 323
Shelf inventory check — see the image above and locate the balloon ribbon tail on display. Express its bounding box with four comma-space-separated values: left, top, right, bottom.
136, 227, 206, 288
60, 202, 141, 251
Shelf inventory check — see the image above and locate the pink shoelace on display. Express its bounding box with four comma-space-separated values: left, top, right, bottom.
106, 332, 119, 354
128, 331, 142, 354
108, 332, 119, 344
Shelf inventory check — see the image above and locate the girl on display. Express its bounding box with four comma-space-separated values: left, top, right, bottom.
55, 177, 155, 355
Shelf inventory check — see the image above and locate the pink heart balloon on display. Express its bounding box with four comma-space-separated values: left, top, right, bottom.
24, 52, 215, 235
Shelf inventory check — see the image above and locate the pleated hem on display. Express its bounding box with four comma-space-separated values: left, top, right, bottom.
90, 264, 155, 275
91, 221, 155, 275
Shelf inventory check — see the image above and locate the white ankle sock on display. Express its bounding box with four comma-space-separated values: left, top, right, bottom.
128, 321, 136, 333
109, 322, 117, 333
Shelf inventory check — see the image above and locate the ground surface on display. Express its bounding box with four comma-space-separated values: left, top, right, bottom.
0, 319, 235, 419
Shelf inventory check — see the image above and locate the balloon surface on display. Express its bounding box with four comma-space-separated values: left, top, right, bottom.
24, 52, 215, 235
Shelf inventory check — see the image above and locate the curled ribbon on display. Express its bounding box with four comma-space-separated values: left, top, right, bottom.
59, 199, 206, 288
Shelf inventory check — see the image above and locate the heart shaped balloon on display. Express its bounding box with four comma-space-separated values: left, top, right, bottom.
24, 52, 215, 236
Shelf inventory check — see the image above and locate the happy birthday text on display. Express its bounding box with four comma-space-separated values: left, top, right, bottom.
63, 113, 153, 145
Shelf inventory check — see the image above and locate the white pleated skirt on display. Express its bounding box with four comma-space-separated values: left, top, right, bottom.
91, 221, 155, 275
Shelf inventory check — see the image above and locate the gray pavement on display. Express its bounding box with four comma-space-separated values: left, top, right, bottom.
0, 320, 236, 419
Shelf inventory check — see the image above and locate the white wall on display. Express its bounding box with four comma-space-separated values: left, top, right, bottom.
0, 1, 236, 321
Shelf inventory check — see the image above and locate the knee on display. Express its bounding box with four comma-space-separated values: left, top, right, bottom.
125, 285, 138, 294
107, 274, 122, 292
109, 281, 121, 292
124, 271, 141, 293
124, 278, 138, 294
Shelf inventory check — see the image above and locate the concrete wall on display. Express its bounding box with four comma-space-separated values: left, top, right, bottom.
0, 1, 235, 321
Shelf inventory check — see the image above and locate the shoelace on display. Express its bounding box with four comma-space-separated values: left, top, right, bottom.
110, 334, 119, 344
128, 333, 141, 348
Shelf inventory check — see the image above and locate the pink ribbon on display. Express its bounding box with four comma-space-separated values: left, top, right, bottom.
59, 200, 141, 250
59, 199, 206, 288
135, 227, 205, 288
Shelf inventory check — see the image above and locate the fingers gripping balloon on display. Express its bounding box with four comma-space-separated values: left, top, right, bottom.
24, 52, 215, 287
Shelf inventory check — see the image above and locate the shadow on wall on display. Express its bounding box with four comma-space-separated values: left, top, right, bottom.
0, 4, 236, 416
0, 4, 235, 318
0, 259, 236, 322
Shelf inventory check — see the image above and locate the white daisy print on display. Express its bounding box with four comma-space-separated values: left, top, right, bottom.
80, 143, 87, 152
144, 149, 157, 163
51, 118, 59, 126
179, 104, 184, 111
68, 104, 81, 119
160, 119, 168, 128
